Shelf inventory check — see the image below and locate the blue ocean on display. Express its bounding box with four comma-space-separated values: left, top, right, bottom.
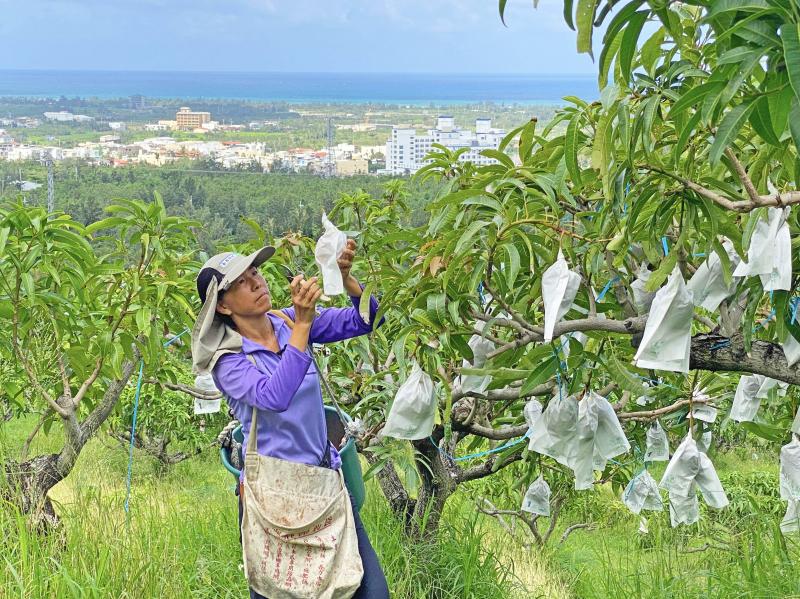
0, 70, 598, 104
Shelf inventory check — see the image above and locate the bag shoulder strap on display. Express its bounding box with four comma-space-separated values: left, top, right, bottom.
269, 309, 295, 329
268, 310, 351, 435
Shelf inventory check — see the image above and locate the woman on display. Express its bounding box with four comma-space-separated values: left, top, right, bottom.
191, 240, 389, 599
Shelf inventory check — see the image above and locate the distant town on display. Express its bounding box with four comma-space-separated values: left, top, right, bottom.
0, 105, 509, 177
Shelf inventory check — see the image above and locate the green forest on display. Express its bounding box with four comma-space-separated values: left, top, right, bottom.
4, 1, 800, 598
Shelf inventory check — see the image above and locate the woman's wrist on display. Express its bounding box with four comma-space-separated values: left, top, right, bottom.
288, 320, 312, 352
292, 317, 314, 329
343, 274, 363, 297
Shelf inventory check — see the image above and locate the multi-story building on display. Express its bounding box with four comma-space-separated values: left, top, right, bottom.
175, 107, 211, 131
384, 116, 506, 175
43, 111, 93, 122
336, 158, 369, 176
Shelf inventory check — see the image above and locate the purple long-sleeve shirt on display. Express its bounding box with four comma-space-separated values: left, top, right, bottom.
212, 293, 382, 476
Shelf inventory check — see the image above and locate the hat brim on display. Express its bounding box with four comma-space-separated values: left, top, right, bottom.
220, 246, 276, 290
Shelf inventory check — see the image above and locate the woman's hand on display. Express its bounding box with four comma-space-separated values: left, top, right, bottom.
337, 239, 357, 279
290, 274, 321, 325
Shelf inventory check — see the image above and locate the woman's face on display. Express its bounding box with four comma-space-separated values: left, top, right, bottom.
215, 266, 272, 319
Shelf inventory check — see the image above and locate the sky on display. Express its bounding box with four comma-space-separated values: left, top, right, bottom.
0, 0, 598, 74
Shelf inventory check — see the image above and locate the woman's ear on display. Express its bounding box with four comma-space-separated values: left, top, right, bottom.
215, 300, 232, 316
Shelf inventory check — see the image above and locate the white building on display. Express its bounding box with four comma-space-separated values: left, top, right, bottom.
384, 116, 506, 175
43, 111, 93, 123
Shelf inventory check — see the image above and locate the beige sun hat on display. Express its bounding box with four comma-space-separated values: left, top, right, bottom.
191, 247, 275, 374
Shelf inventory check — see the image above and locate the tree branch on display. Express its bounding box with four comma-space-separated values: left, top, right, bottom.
454, 422, 529, 440
559, 522, 596, 544
452, 381, 554, 402
724, 148, 761, 205
141, 379, 222, 400
488, 315, 648, 359
456, 445, 524, 483
20, 409, 53, 461
78, 345, 141, 445
73, 358, 104, 407
481, 281, 537, 333
643, 164, 800, 213
690, 333, 800, 385
618, 397, 709, 421
542, 495, 566, 545
471, 310, 530, 336
11, 308, 69, 419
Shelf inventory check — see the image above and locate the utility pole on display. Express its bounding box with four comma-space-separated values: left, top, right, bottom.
326, 117, 336, 178
46, 154, 55, 213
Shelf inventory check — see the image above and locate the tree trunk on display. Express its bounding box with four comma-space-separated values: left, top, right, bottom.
407, 437, 457, 539
364, 452, 416, 525
2, 354, 139, 531
3, 454, 63, 531
109, 430, 202, 466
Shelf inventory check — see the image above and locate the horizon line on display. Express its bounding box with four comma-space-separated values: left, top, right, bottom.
0, 68, 597, 78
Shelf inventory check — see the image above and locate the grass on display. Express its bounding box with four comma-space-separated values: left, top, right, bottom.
3, 413, 800, 598
0, 415, 524, 598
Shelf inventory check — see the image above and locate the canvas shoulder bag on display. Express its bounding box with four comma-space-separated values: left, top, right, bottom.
240, 313, 363, 599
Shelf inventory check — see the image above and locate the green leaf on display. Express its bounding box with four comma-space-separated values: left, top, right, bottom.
767, 83, 793, 136
498, 123, 527, 153
671, 81, 723, 116
790, 100, 800, 157
719, 52, 761, 108
740, 421, 787, 442
0, 227, 9, 258
709, 102, 755, 165
85, 218, 127, 237
619, 11, 649, 82
599, 22, 624, 88
564, 114, 584, 186
479, 149, 515, 169
576, 0, 598, 57
0, 299, 13, 319
639, 27, 665, 75
564, 0, 575, 30
705, 0, 771, 18
712, 238, 734, 286
499, 0, 508, 25
462, 196, 503, 212
782, 23, 800, 104
717, 46, 760, 65
505, 243, 521, 288
360, 280, 375, 325
519, 356, 558, 395
454, 220, 489, 254
749, 96, 780, 146
641, 93, 660, 154
605, 355, 649, 397
602, 0, 645, 45
21, 272, 35, 303
673, 110, 702, 164
426, 293, 447, 327
644, 250, 678, 292
518, 119, 537, 162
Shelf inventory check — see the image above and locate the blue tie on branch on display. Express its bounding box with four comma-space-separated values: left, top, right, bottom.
124, 328, 190, 518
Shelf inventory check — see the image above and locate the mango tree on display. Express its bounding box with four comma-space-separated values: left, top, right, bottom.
320, 0, 800, 537
0, 196, 196, 528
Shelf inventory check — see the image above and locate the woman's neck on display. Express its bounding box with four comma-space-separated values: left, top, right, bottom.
233, 313, 278, 350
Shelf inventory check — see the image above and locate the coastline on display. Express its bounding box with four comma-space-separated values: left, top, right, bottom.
0, 70, 599, 104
